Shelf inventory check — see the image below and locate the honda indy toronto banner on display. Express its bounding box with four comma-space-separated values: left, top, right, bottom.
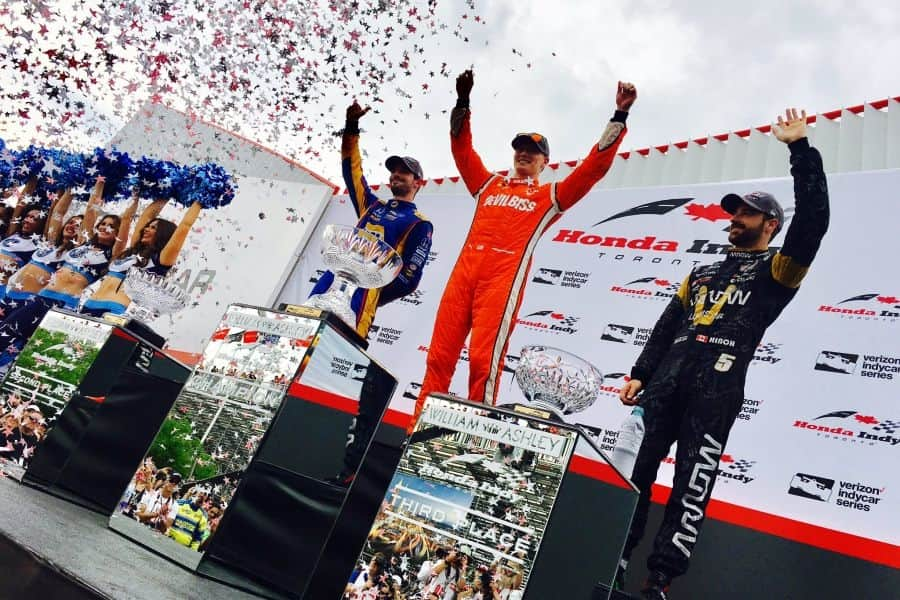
277, 168, 900, 566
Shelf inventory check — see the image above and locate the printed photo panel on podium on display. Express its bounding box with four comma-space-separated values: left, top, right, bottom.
0, 310, 114, 479
347, 395, 578, 600
109, 304, 318, 569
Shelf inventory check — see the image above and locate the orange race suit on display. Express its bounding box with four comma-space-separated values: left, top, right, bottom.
414, 106, 629, 423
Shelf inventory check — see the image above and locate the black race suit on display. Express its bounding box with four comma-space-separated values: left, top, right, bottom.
622, 137, 829, 579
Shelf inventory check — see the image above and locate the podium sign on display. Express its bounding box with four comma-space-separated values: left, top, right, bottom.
350, 395, 578, 599
109, 304, 318, 569
0, 311, 114, 479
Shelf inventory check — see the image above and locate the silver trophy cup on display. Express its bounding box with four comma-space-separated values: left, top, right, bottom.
122, 269, 190, 322
514, 345, 603, 420
303, 225, 403, 328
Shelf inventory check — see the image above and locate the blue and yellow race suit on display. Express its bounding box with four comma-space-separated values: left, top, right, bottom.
309, 124, 433, 339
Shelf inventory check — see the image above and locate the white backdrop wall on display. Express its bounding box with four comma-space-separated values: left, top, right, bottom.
277, 168, 900, 564
150, 177, 330, 351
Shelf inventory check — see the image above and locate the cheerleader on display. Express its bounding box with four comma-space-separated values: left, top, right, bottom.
81, 199, 201, 317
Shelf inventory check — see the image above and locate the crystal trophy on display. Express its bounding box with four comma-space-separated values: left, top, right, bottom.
303, 225, 403, 328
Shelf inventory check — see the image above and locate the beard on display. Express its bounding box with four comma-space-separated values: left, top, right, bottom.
390, 181, 412, 197
728, 220, 766, 247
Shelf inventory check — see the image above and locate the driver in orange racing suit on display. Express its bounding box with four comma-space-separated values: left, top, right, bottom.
413, 71, 636, 428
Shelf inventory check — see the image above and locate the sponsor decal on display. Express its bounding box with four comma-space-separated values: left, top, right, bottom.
367, 324, 405, 346
788, 472, 885, 512
598, 372, 631, 397
814, 350, 899, 381
483, 193, 536, 212
399, 289, 425, 306
672, 433, 722, 557
788, 473, 834, 501
817, 293, 900, 322
753, 342, 782, 366
736, 398, 763, 422
661, 452, 755, 484
516, 309, 579, 335
531, 267, 590, 289
552, 196, 793, 263
501, 354, 521, 374
609, 276, 679, 301
403, 380, 422, 401
581, 424, 620, 454
792, 410, 900, 447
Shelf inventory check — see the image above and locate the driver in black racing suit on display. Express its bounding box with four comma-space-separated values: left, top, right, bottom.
615, 108, 830, 600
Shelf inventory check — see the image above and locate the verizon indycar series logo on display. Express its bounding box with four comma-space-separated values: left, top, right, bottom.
793, 410, 900, 447
551, 197, 795, 263
817, 293, 900, 322
609, 276, 679, 302
788, 472, 885, 512
516, 310, 579, 334
531, 267, 590, 289
367, 324, 404, 346
737, 398, 763, 422
814, 350, 899, 381
601, 323, 653, 347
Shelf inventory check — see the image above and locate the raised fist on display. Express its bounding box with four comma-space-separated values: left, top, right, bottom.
456, 69, 474, 100
346, 101, 371, 123
616, 81, 637, 112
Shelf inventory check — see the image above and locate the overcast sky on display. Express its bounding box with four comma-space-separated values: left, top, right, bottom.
345, 0, 900, 187
2, 0, 899, 187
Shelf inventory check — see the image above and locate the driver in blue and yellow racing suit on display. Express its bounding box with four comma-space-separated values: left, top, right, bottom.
616, 109, 829, 600
311, 103, 434, 485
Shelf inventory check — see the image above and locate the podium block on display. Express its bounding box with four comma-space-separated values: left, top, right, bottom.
109, 303, 397, 599
342, 394, 639, 600
0, 309, 189, 514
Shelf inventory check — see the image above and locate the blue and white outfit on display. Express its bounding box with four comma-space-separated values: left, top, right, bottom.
0, 244, 113, 369
2, 241, 66, 304
0, 234, 40, 297
81, 251, 170, 317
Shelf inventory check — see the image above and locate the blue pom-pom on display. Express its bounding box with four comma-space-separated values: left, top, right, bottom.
87, 147, 136, 200
14, 145, 46, 184
0, 147, 18, 189
135, 157, 184, 199
175, 163, 236, 209
36, 149, 86, 191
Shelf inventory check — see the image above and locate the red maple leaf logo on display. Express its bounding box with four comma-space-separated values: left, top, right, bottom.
550, 313, 564, 320
684, 203, 731, 222
854, 414, 879, 425
876, 296, 899, 304
720, 454, 734, 463
654, 279, 671, 287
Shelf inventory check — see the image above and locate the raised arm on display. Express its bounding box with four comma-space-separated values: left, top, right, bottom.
342, 102, 379, 218
45, 189, 75, 241
159, 201, 201, 266
556, 81, 636, 210
129, 199, 168, 248
80, 178, 106, 242
769, 108, 830, 288
377, 220, 433, 306
113, 192, 140, 258
7, 177, 38, 236
450, 70, 494, 196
